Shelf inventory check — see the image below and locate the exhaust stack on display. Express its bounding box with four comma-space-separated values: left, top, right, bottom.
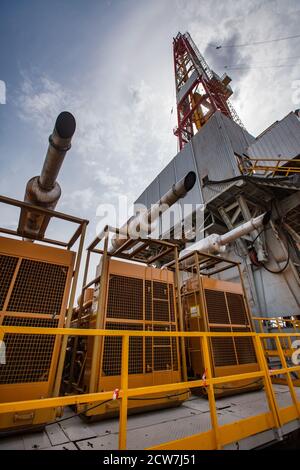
111, 171, 196, 251
18, 111, 76, 239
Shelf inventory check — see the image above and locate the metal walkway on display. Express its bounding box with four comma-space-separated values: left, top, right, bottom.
0, 385, 299, 450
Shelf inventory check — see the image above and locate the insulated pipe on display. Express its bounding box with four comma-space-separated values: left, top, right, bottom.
180, 212, 269, 259
18, 111, 76, 239
111, 171, 196, 251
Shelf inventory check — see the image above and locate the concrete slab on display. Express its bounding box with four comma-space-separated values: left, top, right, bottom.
0, 435, 25, 450
60, 416, 98, 442
22, 431, 51, 450
45, 423, 70, 447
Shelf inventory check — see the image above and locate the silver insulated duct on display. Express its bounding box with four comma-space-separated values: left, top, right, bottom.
111, 171, 196, 252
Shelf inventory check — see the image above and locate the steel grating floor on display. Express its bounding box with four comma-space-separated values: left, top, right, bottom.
0, 385, 300, 450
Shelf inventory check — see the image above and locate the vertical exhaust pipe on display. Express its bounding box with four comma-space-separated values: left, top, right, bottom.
18, 111, 76, 239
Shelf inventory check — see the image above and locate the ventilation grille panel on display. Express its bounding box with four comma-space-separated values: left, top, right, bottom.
0, 255, 18, 310
102, 322, 143, 376
107, 276, 143, 320
226, 293, 248, 325
205, 290, 230, 325
7, 259, 68, 315
0, 317, 59, 384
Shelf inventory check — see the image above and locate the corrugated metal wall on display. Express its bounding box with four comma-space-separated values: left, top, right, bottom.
246, 112, 300, 160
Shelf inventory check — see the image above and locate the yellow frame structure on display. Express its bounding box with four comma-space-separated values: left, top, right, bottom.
238, 158, 300, 177
0, 326, 300, 450
253, 316, 300, 387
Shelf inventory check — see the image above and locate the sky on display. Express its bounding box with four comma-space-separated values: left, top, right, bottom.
0, 0, 300, 269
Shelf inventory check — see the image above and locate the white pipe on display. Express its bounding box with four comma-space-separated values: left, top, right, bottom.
180, 213, 266, 258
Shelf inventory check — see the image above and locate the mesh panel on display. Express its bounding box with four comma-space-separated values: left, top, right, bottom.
0, 317, 58, 384
7, 259, 68, 315
153, 324, 172, 345
0, 255, 18, 310
153, 281, 168, 300
210, 326, 257, 367
102, 323, 143, 375
210, 327, 237, 367
145, 281, 152, 321
172, 337, 179, 370
102, 273, 179, 377
107, 275, 143, 320
233, 327, 257, 364
205, 289, 230, 324
226, 293, 248, 325
153, 324, 177, 371
154, 347, 172, 371
169, 285, 175, 322
145, 335, 153, 372
153, 299, 170, 322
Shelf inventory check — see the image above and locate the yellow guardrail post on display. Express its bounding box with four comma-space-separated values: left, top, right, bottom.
202, 336, 221, 450
254, 335, 282, 431
274, 336, 300, 418
119, 334, 129, 450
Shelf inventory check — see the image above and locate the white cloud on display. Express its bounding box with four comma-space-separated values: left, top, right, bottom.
66, 188, 95, 210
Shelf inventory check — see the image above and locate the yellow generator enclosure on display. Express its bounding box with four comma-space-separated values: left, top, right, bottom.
70, 234, 190, 420
179, 251, 262, 397
0, 236, 75, 432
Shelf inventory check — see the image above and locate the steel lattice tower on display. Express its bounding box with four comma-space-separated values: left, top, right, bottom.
173, 32, 244, 149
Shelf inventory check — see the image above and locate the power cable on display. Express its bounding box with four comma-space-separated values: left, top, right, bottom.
210, 33, 300, 49
45, 391, 190, 426
47, 399, 113, 425
224, 64, 297, 71
128, 391, 189, 401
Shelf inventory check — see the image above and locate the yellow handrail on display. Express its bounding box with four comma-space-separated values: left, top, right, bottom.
239, 158, 300, 176
0, 326, 300, 450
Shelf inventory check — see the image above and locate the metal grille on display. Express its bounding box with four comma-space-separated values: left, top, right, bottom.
145, 280, 152, 321
169, 285, 175, 322
0, 317, 58, 384
210, 326, 257, 367
226, 293, 248, 325
233, 327, 257, 364
172, 337, 179, 370
154, 347, 172, 371
210, 327, 237, 367
7, 259, 68, 315
153, 282, 168, 300
145, 333, 153, 373
153, 299, 170, 322
102, 273, 179, 378
153, 324, 177, 371
102, 322, 143, 376
205, 289, 230, 324
106, 275, 143, 320
0, 255, 18, 310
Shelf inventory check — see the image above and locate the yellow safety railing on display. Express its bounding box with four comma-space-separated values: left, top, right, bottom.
0, 326, 300, 450
253, 317, 300, 387
239, 158, 300, 177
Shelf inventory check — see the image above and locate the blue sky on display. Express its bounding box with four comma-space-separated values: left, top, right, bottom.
1, 0, 300, 251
